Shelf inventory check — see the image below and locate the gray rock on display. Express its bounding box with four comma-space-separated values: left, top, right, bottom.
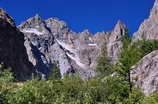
106, 20, 127, 63
19, 16, 75, 77
131, 50, 158, 96
131, 0, 158, 96
19, 14, 127, 79
133, 0, 158, 40
24, 39, 49, 79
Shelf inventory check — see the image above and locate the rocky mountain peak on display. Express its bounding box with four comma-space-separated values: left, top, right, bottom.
114, 20, 126, 33
149, 0, 158, 20
19, 14, 51, 36
105, 20, 127, 64
45, 18, 68, 31
109, 20, 127, 42
45, 18, 69, 39
80, 29, 92, 36
114, 20, 126, 31
46, 17, 67, 29
0, 8, 15, 26
19, 14, 43, 29
34, 14, 42, 21
152, 0, 158, 10
133, 0, 158, 40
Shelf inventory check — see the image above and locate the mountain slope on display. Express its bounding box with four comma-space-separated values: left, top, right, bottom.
19, 15, 127, 79
0, 9, 34, 80
133, 0, 158, 40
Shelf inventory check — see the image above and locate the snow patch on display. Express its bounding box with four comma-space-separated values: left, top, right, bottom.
66, 53, 86, 69
22, 28, 44, 35
89, 37, 93, 41
88, 43, 97, 46
56, 39, 76, 53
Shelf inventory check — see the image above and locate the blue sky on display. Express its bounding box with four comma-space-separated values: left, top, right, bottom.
0, 0, 155, 35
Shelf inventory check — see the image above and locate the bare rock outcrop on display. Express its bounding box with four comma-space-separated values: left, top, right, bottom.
133, 0, 158, 40
130, 0, 158, 96
106, 21, 127, 63
131, 50, 158, 96
19, 15, 127, 79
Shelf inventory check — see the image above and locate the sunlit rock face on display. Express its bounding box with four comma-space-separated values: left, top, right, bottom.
0, 9, 34, 80
130, 0, 158, 96
131, 50, 158, 96
133, 0, 158, 40
19, 13, 127, 79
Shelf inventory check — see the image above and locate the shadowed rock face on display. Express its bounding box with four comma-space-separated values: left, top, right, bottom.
19, 14, 127, 79
131, 50, 158, 96
133, 0, 158, 40
0, 9, 34, 80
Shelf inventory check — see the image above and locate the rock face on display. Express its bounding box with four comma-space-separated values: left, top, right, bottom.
19, 15, 127, 79
133, 0, 158, 40
106, 21, 127, 63
131, 50, 158, 96
131, 0, 158, 96
0, 9, 34, 80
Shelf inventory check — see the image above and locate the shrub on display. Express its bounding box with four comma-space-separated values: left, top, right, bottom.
96, 41, 113, 78
48, 63, 61, 80
143, 92, 158, 104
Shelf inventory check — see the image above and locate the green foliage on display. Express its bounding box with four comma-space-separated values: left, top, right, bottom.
0, 69, 14, 83
143, 92, 158, 104
0, 64, 151, 104
48, 63, 61, 80
118, 39, 158, 77
96, 41, 113, 78
124, 88, 144, 104
101, 76, 130, 103
0, 65, 15, 104
116, 34, 158, 91
1, 34, 158, 103
96, 56, 113, 78
2, 75, 135, 104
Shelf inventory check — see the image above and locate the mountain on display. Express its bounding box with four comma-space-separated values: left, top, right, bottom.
18, 15, 127, 79
0, 0, 158, 97
131, 0, 158, 95
133, 0, 158, 40
0, 9, 35, 80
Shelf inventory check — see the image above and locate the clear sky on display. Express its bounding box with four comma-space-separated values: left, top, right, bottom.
0, 0, 155, 35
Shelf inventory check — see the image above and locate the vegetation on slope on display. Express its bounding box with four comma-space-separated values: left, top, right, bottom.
0, 34, 158, 103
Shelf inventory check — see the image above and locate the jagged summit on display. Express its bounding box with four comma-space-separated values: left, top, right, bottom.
17, 11, 127, 78
19, 14, 51, 36
153, 0, 158, 8
45, 17, 68, 31
0, 8, 15, 26
80, 29, 92, 35
150, 0, 158, 18
0, 0, 158, 96
19, 14, 43, 28
113, 20, 127, 38
133, 0, 158, 40
114, 20, 126, 30
34, 14, 41, 20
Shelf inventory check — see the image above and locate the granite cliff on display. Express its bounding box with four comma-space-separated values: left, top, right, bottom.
1, 0, 158, 96
131, 0, 158, 95
18, 15, 127, 79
